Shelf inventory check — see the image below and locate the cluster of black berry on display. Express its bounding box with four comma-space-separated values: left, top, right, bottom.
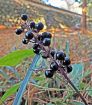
15, 14, 72, 78
45, 50, 72, 78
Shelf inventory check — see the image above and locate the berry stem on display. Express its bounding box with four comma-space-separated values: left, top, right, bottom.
59, 67, 88, 105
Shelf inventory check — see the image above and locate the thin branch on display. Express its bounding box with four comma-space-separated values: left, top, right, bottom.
58, 67, 88, 105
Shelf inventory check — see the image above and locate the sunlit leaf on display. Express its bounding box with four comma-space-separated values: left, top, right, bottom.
0, 49, 34, 66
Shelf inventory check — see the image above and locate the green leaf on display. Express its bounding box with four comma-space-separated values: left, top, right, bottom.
82, 69, 92, 78
79, 82, 86, 90
70, 63, 84, 87
0, 49, 34, 66
0, 83, 20, 104
71, 101, 85, 105
87, 87, 92, 97
13, 55, 40, 105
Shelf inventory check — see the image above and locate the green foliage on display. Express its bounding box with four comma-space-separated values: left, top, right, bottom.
87, 87, 92, 97
0, 83, 20, 104
81, 69, 92, 79
71, 101, 85, 105
70, 63, 84, 88
0, 49, 34, 66
13, 55, 40, 105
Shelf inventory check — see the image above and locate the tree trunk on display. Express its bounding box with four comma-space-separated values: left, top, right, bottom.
81, 0, 87, 33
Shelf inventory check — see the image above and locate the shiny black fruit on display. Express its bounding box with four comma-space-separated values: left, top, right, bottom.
42, 32, 52, 38
67, 65, 72, 73
45, 70, 54, 78
30, 21, 35, 29
36, 22, 44, 31
50, 62, 58, 71
50, 50, 56, 58
43, 38, 51, 46
21, 14, 28, 21
56, 51, 66, 60
15, 28, 23, 35
33, 43, 39, 49
33, 48, 40, 54
63, 57, 71, 65
25, 31, 34, 39
22, 38, 29, 44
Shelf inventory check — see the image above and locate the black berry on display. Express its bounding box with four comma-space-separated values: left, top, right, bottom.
56, 51, 66, 60
50, 50, 56, 58
30, 21, 35, 29
25, 31, 34, 39
63, 57, 71, 65
38, 34, 44, 41
21, 14, 28, 21
50, 62, 58, 71
67, 65, 72, 73
15, 28, 23, 35
45, 70, 54, 78
33, 48, 40, 54
36, 22, 44, 31
43, 38, 51, 46
22, 38, 29, 44
42, 32, 52, 38
33, 43, 39, 50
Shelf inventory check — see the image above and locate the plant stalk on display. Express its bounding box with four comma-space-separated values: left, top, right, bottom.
59, 67, 88, 105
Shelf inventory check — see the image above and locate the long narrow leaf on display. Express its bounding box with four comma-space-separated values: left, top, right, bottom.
87, 87, 92, 97
71, 101, 85, 105
13, 55, 40, 105
0, 49, 34, 66
0, 83, 20, 104
70, 63, 84, 88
